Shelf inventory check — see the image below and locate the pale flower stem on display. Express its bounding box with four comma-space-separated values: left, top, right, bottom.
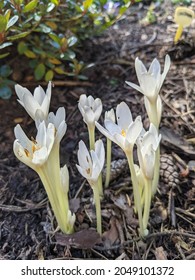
97, 173, 103, 198
126, 151, 144, 237
88, 125, 95, 150
152, 146, 160, 196
105, 138, 112, 188
38, 167, 66, 233
148, 99, 159, 129
92, 183, 102, 235
143, 177, 152, 233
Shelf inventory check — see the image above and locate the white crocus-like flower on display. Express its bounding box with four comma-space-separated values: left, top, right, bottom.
125, 55, 170, 103
105, 108, 116, 123
76, 140, 105, 184
13, 121, 74, 234
76, 139, 105, 235
137, 124, 161, 180
60, 164, 69, 194
15, 82, 52, 122
96, 102, 143, 153
78, 94, 102, 127
13, 121, 55, 169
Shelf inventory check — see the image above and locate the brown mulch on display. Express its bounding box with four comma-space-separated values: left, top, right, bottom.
0, 2, 195, 260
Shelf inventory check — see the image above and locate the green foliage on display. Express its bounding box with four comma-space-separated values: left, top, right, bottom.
0, 0, 133, 98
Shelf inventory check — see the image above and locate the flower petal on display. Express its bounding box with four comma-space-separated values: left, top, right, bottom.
116, 102, 132, 129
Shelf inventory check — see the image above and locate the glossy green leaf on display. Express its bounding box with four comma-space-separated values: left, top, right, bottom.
17, 41, 28, 54
6, 15, 19, 30
24, 49, 37, 58
0, 42, 12, 49
68, 36, 77, 47
0, 15, 7, 32
23, 0, 38, 13
83, 0, 93, 10
0, 52, 10, 59
51, 0, 59, 5
7, 31, 30, 41
45, 70, 54, 82
35, 63, 46, 80
49, 33, 61, 45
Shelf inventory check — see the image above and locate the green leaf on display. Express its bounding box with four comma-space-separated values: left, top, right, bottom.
17, 41, 28, 54
24, 49, 37, 58
51, 0, 59, 5
68, 36, 77, 47
23, 0, 38, 13
34, 63, 46, 80
83, 0, 93, 10
6, 15, 19, 30
7, 31, 30, 41
0, 15, 7, 32
0, 42, 12, 49
0, 52, 10, 59
49, 33, 61, 45
45, 70, 54, 82
0, 84, 12, 99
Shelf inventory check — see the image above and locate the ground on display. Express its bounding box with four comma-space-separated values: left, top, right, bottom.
0, 2, 195, 260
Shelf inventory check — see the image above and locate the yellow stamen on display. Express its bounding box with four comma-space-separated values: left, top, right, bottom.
121, 129, 126, 137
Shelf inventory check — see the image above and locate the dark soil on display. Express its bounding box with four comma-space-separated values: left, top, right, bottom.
0, 2, 195, 260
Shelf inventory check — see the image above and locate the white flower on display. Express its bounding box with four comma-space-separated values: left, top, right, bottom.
137, 124, 161, 179
125, 55, 170, 102
15, 81, 52, 121
78, 94, 102, 127
60, 165, 69, 194
76, 140, 105, 184
105, 108, 115, 123
96, 102, 143, 153
144, 95, 162, 127
13, 121, 55, 169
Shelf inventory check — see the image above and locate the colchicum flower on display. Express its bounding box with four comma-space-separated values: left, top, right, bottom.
78, 94, 102, 150
96, 102, 145, 236
15, 82, 52, 123
137, 124, 161, 180
13, 120, 75, 234
136, 124, 161, 235
125, 55, 171, 104
76, 140, 105, 235
96, 102, 143, 153
78, 94, 102, 128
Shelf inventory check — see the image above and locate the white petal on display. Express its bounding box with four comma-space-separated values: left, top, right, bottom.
22, 91, 40, 119
126, 116, 143, 145
34, 86, 46, 105
56, 121, 67, 143
105, 120, 121, 135
148, 58, 161, 79
60, 165, 69, 193
125, 81, 144, 94
94, 140, 105, 170
13, 140, 35, 170
161, 54, 171, 87
14, 124, 32, 153
33, 146, 48, 165
116, 102, 132, 129
36, 121, 47, 147
96, 121, 115, 142
77, 140, 92, 169
105, 108, 115, 123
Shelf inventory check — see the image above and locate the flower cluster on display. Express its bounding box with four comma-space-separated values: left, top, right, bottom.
13, 83, 75, 234
13, 55, 170, 238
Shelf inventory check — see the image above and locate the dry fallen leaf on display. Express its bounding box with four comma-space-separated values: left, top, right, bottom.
154, 246, 168, 260
55, 229, 101, 249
